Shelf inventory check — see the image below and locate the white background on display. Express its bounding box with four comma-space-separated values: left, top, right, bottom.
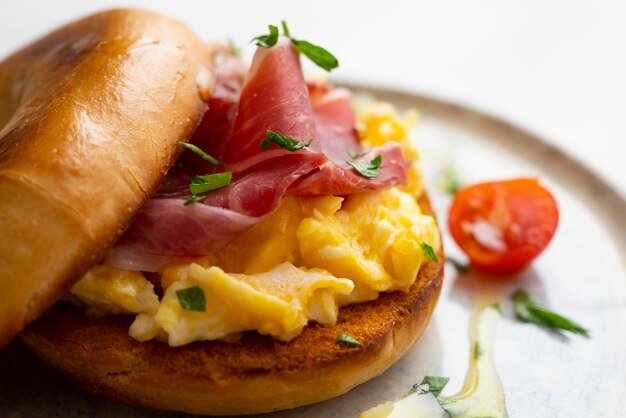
1, 0, 625, 197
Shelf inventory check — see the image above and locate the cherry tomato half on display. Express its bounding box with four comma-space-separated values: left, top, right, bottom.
448, 178, 559, 273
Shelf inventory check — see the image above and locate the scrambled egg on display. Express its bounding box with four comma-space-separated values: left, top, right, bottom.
130, 263, 353, 346
70, 101, 440, 346
358, 102, 423, 197
70, 265, 158, 316
298, 189, 439, 297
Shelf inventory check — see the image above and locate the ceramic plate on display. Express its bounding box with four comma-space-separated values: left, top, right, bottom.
2, 86, 624, 418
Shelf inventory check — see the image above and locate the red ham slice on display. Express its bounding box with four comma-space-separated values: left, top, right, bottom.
287, 142, 408, 195
212, 40, 320, 167
104, 40, 409, 271
287, 84, 408, 195
307, 83, 363, 166
196, 153, 326, 216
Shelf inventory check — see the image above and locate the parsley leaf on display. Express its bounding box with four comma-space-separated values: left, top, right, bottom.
418, 376, 450, 397
473, 341, 483, 359
512, 290, 589, 337
336, 333, 364, 347
490, 302, 505, 315
281, 20, 291, 37
255, 20, 339, 72
184, 194, 208, 206
189, 172, 232, 195
291, 39, 339, 72
176, 141, 222, 165
436, 161, 463, 195
347, 154, 382, 178
176, 286, 206, 312
228, 38, 242, 57
347, 148, 366, 159
251, 24, 279, 48
420, 242, 439, 262
445, 256, 468, 273
260, 130, 312, 151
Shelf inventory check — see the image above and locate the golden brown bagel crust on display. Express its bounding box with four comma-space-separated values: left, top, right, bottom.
0, 9, 214, 347
21, 193, 443, 416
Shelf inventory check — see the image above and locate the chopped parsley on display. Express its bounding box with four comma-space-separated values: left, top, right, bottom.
512, 290, 589, 337
175, 286, 206, 312
433, 157, 463, 195
347, 154, 382, 178
336, 333, 364, 347
490, 302, 505, 315
189, 172, 233, 195
291, 39, 339, 72
418, 376, 450, 397
445, 256, 469, 273
281, 20, 290, 37
183, 172, 232, 206
251, 24, 279, 48
228, 38, 242, 57
473, 341, 483, 359
184, 194, 208, 206
347, 148, 367, 160
254, 21, 339, 72
176, 141, 222, 166
260, 130, 312, 151
420, 242, 439, 262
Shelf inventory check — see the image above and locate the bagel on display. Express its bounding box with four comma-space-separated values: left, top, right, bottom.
2, 9, 444, 416
21, 192, 443, 416
0, 9, 214, 347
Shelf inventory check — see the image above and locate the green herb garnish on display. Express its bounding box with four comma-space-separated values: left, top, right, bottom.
418, 376, 450, 397
228, 38, 242, 57
473, 341, 483, 359
290, 39, 339, 71
512, 290, 589, 337
347, 154, 382, 178
255, 21, 339, 72
251, 24, 279, 48
490, 302, 504, 315
260, 130, 312, 151
435, 161, 463, 195
347, 148, 366, 159
189, 172, 232, 195
281, 20, 290, 37
420, 242, 439, 262
176, 141, 222, 166
184, 194, 208, 206
183, 172, 232, 206
175, 286, 206, 312
445, 256, 469, 273
336, 333, 364, 347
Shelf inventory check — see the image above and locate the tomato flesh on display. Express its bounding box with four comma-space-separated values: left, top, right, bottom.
448, 178, 559, 273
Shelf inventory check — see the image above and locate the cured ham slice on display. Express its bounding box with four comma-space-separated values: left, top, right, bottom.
104, 40, 409, 271
104, 200, 261, 272
211, 40, 320, 167
287, 84, 408, 195
307, 84, 362, 166
287, 142, 408, 195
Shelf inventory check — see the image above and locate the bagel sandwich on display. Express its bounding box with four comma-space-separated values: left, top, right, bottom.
1, 10, 444, 416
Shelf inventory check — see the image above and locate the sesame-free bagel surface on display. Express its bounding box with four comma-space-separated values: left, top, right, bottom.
21, 193, 443, 416
0, 9, 214, 347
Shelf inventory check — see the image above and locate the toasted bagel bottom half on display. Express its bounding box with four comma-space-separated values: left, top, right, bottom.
20, 193, 443, 416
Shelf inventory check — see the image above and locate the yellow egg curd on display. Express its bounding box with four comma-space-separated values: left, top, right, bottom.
70, 100, 440, 346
